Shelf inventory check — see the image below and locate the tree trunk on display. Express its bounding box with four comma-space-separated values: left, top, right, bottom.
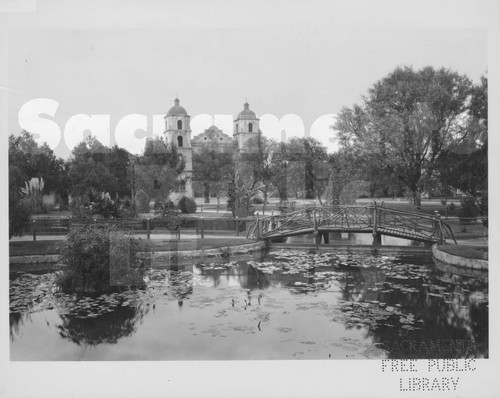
413, 190, 422, 210
204, 182, 210, 204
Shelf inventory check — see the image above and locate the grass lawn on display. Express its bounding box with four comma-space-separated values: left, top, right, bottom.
137, 238, 253, 252
437, 245, 488, 261
9, 240, 60, 256
9, 238, 254, 257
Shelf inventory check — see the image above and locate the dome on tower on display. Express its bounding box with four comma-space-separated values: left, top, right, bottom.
236, 102, 258, 120
167, 98, 188, 117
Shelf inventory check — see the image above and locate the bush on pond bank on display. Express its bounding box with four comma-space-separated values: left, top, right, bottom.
56, 224, 144, 294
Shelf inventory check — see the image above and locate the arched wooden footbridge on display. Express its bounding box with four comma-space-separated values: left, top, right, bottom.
246, 204, 456, 245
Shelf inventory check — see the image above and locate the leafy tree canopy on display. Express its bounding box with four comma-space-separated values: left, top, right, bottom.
334, 66, 481, 208
193, 148, 234, 203
68, 136, 131, 198
9, 131, 66, 195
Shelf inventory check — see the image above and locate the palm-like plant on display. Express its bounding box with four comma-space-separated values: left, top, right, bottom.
20, 177, 45, 214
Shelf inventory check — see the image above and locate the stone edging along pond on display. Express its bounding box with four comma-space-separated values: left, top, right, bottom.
11, 242, 487, 272
431, 244, 488, 271
9, 241, 267, 269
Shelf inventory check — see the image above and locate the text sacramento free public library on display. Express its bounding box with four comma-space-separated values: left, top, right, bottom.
382, 359, 476, 392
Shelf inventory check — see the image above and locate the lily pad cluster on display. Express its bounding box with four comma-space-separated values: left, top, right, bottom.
10, 272, 57, 313
10, 268, 198, 320
336, 300, 419, 331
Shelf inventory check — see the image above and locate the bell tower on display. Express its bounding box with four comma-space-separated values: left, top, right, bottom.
164, 97, 193, 197
234, 101, 260, 153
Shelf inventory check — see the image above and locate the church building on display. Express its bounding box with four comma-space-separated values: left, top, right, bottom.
163, 97, 260, 198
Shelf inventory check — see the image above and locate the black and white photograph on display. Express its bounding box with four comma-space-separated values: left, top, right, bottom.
1, 0, 499, 397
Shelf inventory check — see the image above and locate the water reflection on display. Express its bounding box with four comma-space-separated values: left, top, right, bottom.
10, 250, 488, 360
288, 232, 421, 246
10, 311, 31, 341
56, 303, 148, 346
165, 269, 194, 307
194, 263, 270, 290
334, 265, 488, 358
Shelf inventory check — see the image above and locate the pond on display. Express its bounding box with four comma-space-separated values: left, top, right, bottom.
10, 249, 488, 360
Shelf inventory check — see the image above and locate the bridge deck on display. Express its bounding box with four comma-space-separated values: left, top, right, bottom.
250, 205, 456, 244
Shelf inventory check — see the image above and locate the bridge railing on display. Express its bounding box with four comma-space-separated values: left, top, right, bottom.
246, 205, 457, 244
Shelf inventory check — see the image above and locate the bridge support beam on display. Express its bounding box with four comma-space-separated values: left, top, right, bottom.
372, 232, 382, 246
315, 232, 329, 244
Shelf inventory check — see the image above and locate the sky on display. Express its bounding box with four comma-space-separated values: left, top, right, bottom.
1, 0, 490, 158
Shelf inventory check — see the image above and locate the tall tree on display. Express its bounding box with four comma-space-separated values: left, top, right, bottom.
9, 131, 67, 196
435, 75, 488, 199
285, 137, 328, 199
193, 148, 233, 203
268, 141, 289, 201
67, 137, 132, 198
9, 131, 67, 237
335, 66, 474, 209
240, 133, 278, 203
134, 136, 185, 202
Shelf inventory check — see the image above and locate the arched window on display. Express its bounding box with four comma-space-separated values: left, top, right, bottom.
235, 123, 238, 132
248, 122, 253, 132
177, 120, 183, 129
177, 135, 183, 147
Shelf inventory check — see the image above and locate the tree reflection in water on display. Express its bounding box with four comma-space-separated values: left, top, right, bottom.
165, 269, 193, 307
336, 265, 488, 358
56, 302, 149, 346
247, 251, 488, 358
10, 250, 488, 359
10, 311, 32, 342
195, 263, 270, 290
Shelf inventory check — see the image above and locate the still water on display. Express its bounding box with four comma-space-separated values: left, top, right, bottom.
10, 249, 488, 360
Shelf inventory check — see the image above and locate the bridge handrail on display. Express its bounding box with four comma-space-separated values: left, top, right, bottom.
254, 205, 440, 221
247, 205, 458, 244
375, 206, 438, 222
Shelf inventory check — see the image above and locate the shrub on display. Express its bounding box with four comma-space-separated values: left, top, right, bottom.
56, 224, 144, 294
134, 190, 150, 213
164, 199, 175, 210
71, 190, 137, 219
446, 202, 457, 216
178, 196, 197, 214
458, 197, 478, 221
9, 199, 30, 239
250, 195, 265, 205
118, 196, 137, 218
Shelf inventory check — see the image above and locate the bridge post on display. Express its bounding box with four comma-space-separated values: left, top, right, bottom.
313, 208, 318, 234
372, 202, 381, 246
255, 214, 260, 239
434, 210, 444, 244
313, 208, 321, 244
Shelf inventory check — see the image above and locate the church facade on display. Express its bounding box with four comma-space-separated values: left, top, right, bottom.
163, 98, 260, 198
